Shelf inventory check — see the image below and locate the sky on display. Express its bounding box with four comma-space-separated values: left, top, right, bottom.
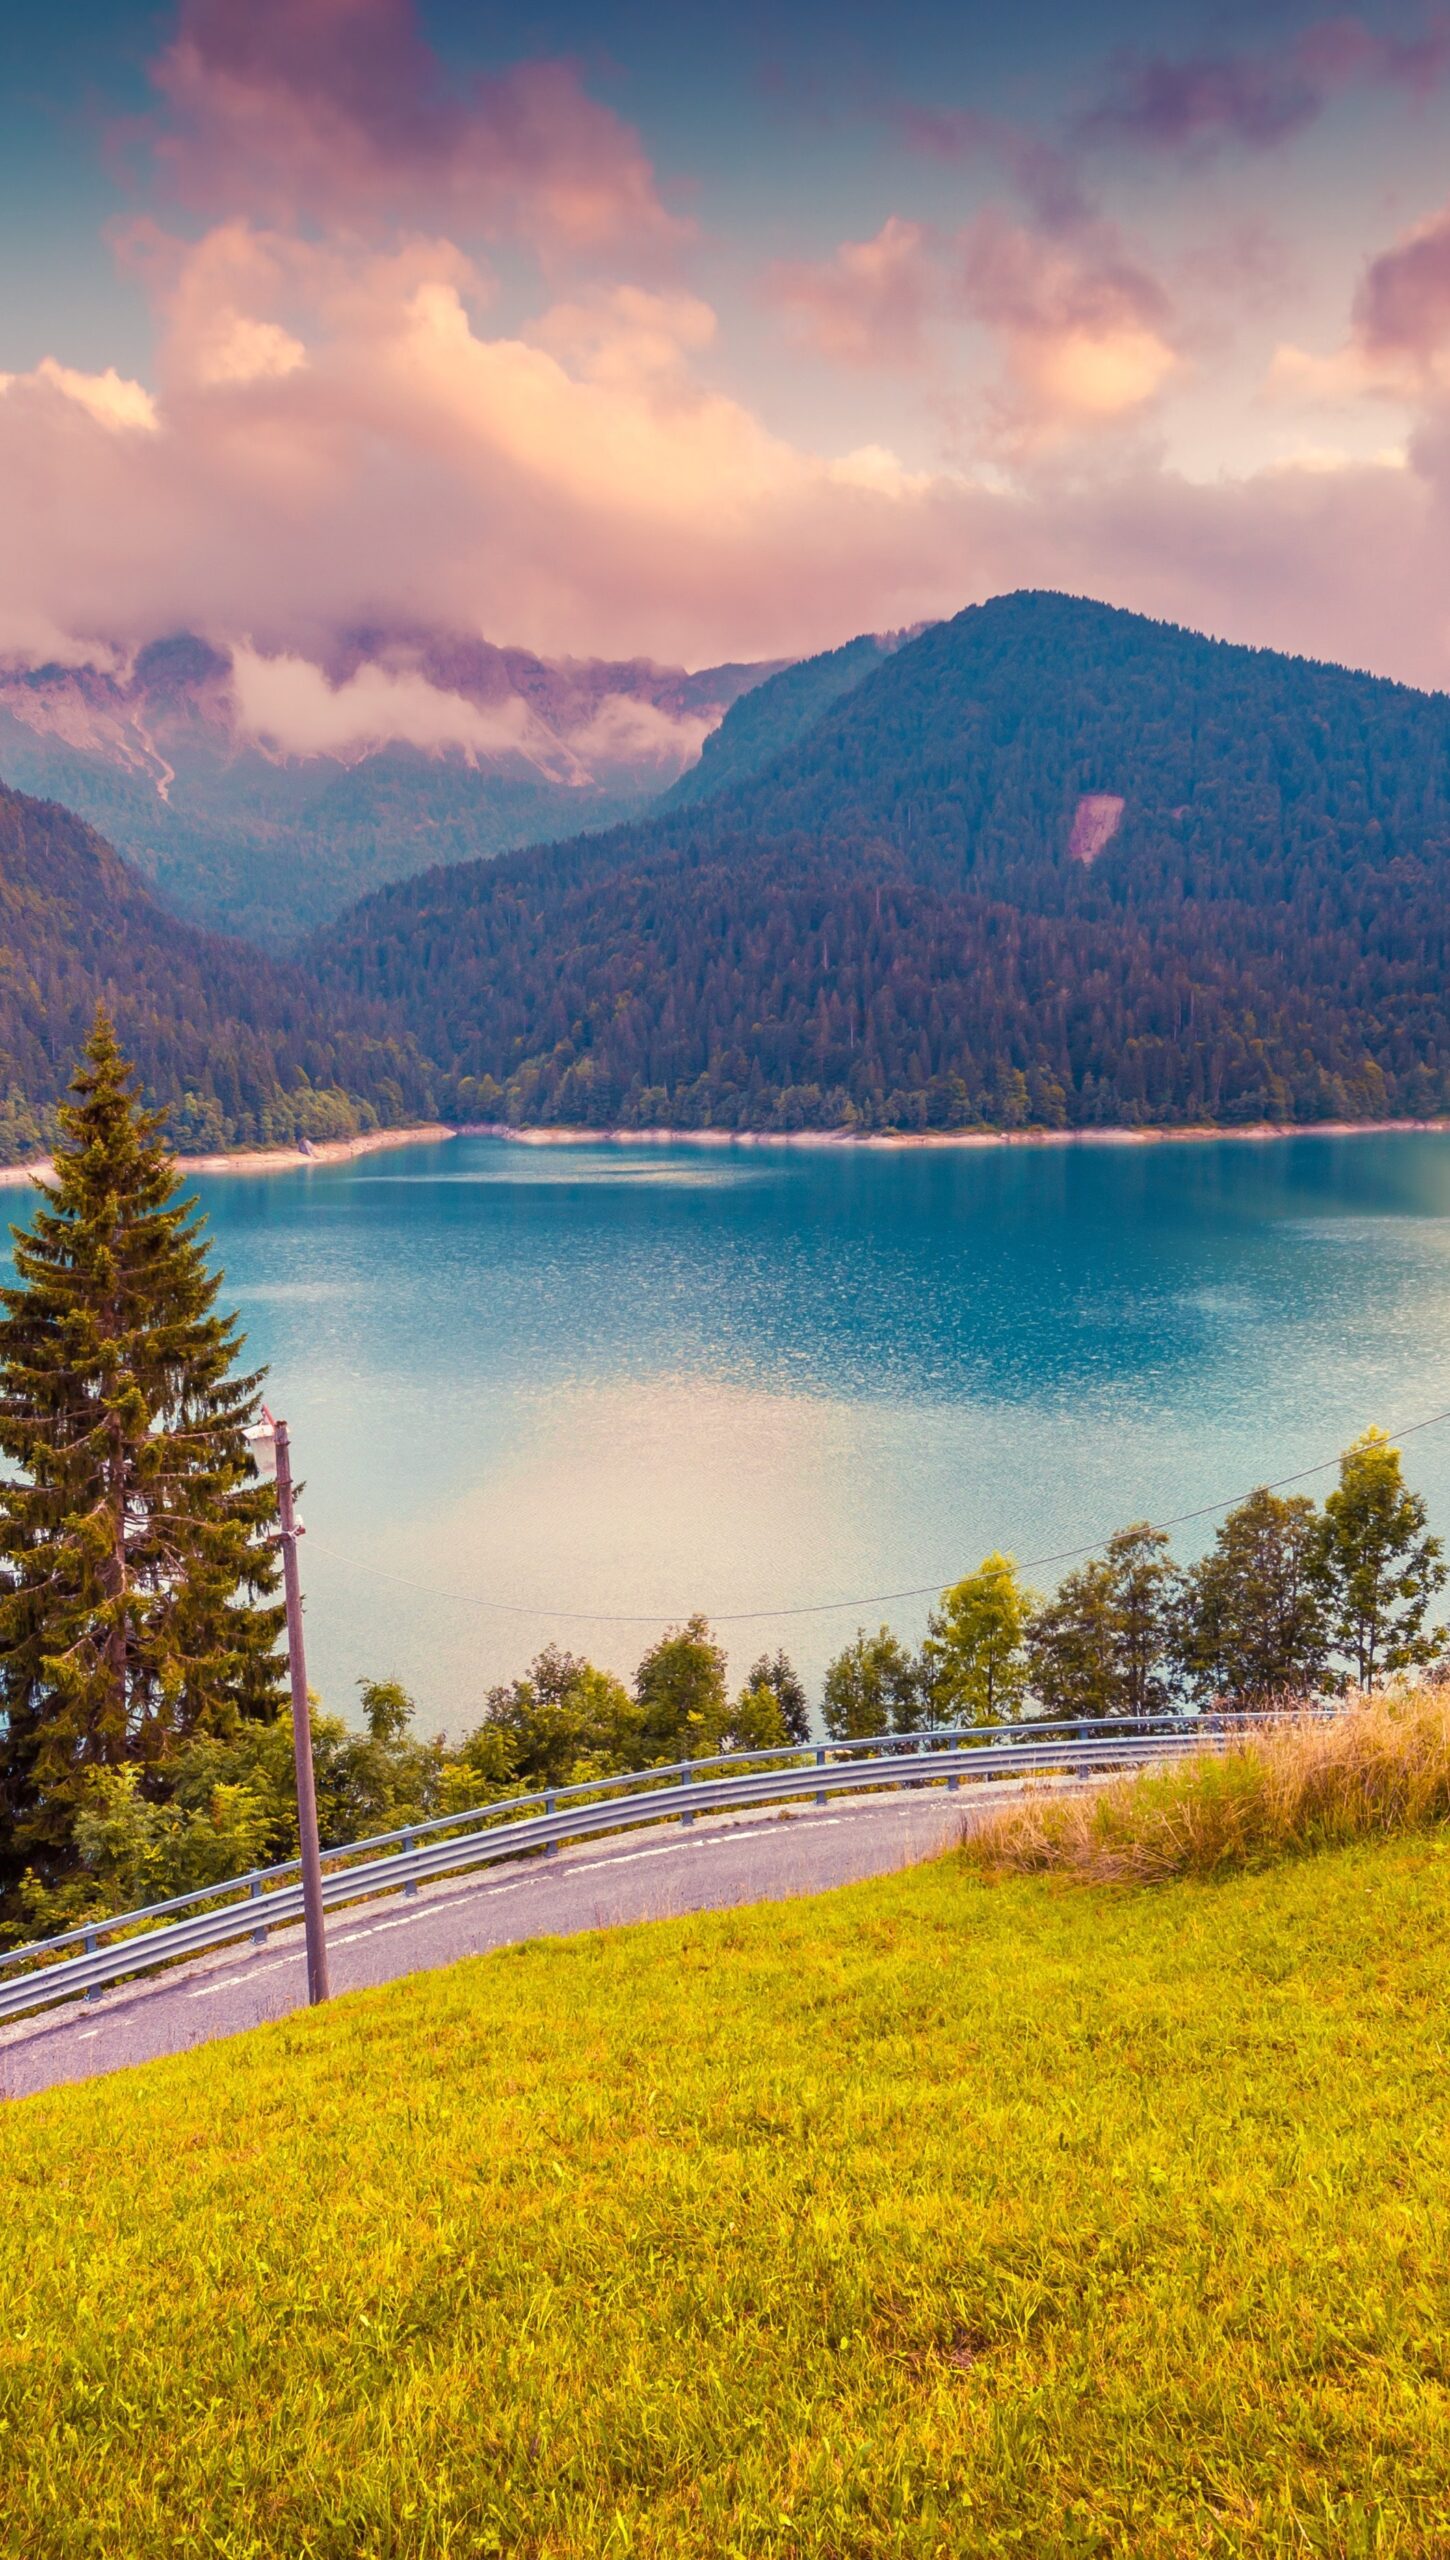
7, 0, 1450, 697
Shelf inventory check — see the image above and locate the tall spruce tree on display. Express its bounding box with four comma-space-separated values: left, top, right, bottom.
0, 1013, 284, 1898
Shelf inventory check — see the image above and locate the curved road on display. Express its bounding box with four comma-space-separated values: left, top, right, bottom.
0, 1784, 1023, 2102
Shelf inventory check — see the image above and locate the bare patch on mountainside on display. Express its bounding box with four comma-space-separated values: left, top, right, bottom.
1069, 792, 1125, 864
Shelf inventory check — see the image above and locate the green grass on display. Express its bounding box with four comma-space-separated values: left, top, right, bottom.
7, 1841, 1450, 2558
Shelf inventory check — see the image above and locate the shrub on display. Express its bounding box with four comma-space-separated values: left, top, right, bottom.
965, 1683, 1450, 1882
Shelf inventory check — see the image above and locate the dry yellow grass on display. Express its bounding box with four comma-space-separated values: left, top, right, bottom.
965, 1684, 1450, 1882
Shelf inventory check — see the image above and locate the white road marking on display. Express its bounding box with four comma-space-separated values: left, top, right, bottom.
691, 1826, 780, 1845
189, 1958, 296, 1999
8, 1794, 957, 2059
568, 1845, 686, 1876
331, 1880, 532, 1948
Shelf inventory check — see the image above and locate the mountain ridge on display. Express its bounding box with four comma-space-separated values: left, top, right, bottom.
312, 590, 1450, 1135
0, 630, 782, 949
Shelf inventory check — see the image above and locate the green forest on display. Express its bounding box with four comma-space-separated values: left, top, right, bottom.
0, 781, 434, 1157
8, 592, 1450, 1153
318, 593, 1450, 1134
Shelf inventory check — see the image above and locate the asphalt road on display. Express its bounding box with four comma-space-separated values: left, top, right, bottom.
0, 1785, 1005, 2102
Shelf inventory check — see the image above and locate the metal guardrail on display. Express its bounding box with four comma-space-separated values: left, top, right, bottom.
0, 1715, 1273, 2023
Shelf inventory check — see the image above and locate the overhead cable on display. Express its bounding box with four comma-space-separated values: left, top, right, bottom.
302, 1397, 1450, 1628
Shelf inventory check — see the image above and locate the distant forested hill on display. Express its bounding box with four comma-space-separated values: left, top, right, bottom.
313, 592, 1450, 1134
659, 630, 907, 811
0, 782, 432, 1159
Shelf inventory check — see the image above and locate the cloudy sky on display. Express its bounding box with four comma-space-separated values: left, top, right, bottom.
6, 0, 1450, 687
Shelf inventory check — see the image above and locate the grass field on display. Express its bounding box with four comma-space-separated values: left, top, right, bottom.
6, 1834, 1450, 2558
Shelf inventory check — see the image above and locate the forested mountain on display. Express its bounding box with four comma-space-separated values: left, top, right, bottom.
0, 782, 432, 1159
315, 593, 1450, 1134
659, 630, 908, 811
0, 633, 776, 949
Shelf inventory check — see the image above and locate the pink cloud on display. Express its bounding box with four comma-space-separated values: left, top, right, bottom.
955, 214, 1179, 444
763, 218, 936, 368
1075, 13, 1450, 158
148, 0, 683, 255
5, 218, 1450, 696
758, 205, 1179, 442
1354, 204, 1450, 367
1272, 195, 1450, 406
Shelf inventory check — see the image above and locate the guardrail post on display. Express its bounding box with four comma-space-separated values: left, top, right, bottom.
947, 1744, 960, 1793
250, 1877, 267, 1947
815, 1745, 826, 1808
679, 1765, 694, 1828
84, 1928, 101, 2003
402, 1831, 419, 1894
544, 1796, 559, 1859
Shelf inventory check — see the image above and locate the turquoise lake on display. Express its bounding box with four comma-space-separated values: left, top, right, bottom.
31, 1130, 1450, 1734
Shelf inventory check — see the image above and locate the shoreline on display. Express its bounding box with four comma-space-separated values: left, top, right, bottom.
458, 1115, 1450, 1153
0, 1121, 455, 1192
2, 1109, 1449, 1191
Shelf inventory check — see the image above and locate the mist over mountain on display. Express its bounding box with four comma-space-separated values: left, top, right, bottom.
0, 778, 432, 1158
0, 631, 778, 950
314, 591, 1450, 1135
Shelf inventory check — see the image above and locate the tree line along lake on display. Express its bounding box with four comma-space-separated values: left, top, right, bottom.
16, 1129, 1450, 1735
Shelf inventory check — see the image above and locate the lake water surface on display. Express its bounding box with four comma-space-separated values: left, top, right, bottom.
29, 1131, 1450, 1734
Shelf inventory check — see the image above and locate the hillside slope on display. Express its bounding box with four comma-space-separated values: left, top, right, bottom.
315, 592, 1450, 1133
8, 1839, 1450, 2552
0, 781, 432, 1157
658, 629, 906, 810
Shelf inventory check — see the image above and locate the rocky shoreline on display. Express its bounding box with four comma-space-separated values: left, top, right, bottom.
0, 1121, 456, 1190
458, 1116, 1450, 1153
2, 1110, 1448, 1193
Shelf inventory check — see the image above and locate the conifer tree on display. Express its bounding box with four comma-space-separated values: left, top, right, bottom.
0, 1013, 284, 1896
743, 1649, 810, 1744
820, 1627, 922, 1740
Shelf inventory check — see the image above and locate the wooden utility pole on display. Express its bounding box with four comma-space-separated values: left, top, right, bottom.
271, 1416, 330, 2005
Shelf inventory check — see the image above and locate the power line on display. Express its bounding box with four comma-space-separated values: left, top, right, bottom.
302, 1397, 1450, 1630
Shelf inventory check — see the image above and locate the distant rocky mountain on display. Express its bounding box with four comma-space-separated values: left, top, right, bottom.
0, 778, 432, 1158
0, 632, 779, 949
313, 591, 1450, 1135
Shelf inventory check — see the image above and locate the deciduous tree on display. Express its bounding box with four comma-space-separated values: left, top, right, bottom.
1177, 1489, 1328, 1708
1314, 1429, 1446, 1690
634, 1615, 731, 1761
922, 1553, 1035, 1726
